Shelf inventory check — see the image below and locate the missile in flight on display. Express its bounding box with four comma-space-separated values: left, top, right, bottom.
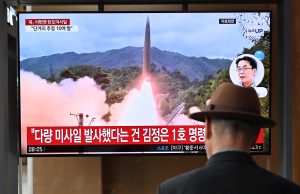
143, 17, 151, 77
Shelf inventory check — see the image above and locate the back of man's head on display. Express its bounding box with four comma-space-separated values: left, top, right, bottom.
211, 118, 260, 148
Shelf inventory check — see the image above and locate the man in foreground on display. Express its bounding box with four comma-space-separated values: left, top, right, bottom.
157, 83, 300, 194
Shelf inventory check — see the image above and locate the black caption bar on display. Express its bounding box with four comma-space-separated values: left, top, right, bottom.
27, 144, 206, 154
27, 143, 262, 154
219, 18, 236, 24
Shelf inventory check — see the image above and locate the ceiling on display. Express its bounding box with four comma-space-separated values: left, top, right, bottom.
9, 0, 282, 6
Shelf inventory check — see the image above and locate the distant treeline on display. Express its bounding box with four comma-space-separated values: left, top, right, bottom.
47, 32, 269, 119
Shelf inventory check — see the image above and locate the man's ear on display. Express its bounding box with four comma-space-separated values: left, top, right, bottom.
253, 68, 257, 75
205, 117, 212, 140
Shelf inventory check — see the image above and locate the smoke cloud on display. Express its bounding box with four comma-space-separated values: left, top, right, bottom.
20, 70, 197, 153
20, 71, 110, 152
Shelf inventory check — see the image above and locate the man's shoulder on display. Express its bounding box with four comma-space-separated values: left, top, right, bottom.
158, 167, 300, 194
261, 169, 300, 192
160, 167, 201, 186
158, 166, 209, 194
157, 152, 300, 194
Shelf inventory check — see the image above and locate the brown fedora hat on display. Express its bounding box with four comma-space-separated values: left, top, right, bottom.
189, 83, 276, 127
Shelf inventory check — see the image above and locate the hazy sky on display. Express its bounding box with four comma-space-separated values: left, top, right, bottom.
19, 12, 270, 60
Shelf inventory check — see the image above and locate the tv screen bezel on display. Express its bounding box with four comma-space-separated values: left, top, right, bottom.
17, 10, 272, 157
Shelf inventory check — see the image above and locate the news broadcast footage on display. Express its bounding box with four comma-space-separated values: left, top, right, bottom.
18, 12, 271, 156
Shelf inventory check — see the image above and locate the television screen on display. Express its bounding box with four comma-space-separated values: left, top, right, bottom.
18, 11, 271, 156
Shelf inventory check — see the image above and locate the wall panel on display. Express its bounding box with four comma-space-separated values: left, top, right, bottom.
291, 0, 300, 185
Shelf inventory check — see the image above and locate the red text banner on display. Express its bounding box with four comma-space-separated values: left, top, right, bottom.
27, 125, 206, 146
25, 19, 70, 25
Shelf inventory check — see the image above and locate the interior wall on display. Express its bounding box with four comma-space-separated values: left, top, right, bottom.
25, 2, 300, 194
33, 157, 102, 194
0, 2, 9, 193
30, 5, 97, 11
1, 1, 19, 193
291, 0, 300, 184
102, 156, 205, 194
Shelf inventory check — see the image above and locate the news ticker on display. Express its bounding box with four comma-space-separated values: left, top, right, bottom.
27, 144, 263, 153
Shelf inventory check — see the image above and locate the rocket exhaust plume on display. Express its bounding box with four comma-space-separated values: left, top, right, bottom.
143, 17, 151, 78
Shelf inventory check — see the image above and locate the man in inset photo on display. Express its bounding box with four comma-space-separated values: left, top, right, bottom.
229, 54, 265, 89
235, 56, 257, 87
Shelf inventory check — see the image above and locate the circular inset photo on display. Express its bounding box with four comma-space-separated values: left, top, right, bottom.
229, 54, 265, 88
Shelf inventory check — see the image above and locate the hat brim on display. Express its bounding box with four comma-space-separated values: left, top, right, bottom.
189, 110, 276, 128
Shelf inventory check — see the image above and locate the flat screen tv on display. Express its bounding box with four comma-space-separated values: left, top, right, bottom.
18, 11, 271, 156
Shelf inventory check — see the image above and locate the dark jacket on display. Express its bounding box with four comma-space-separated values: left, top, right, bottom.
157, 151, 300, 194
